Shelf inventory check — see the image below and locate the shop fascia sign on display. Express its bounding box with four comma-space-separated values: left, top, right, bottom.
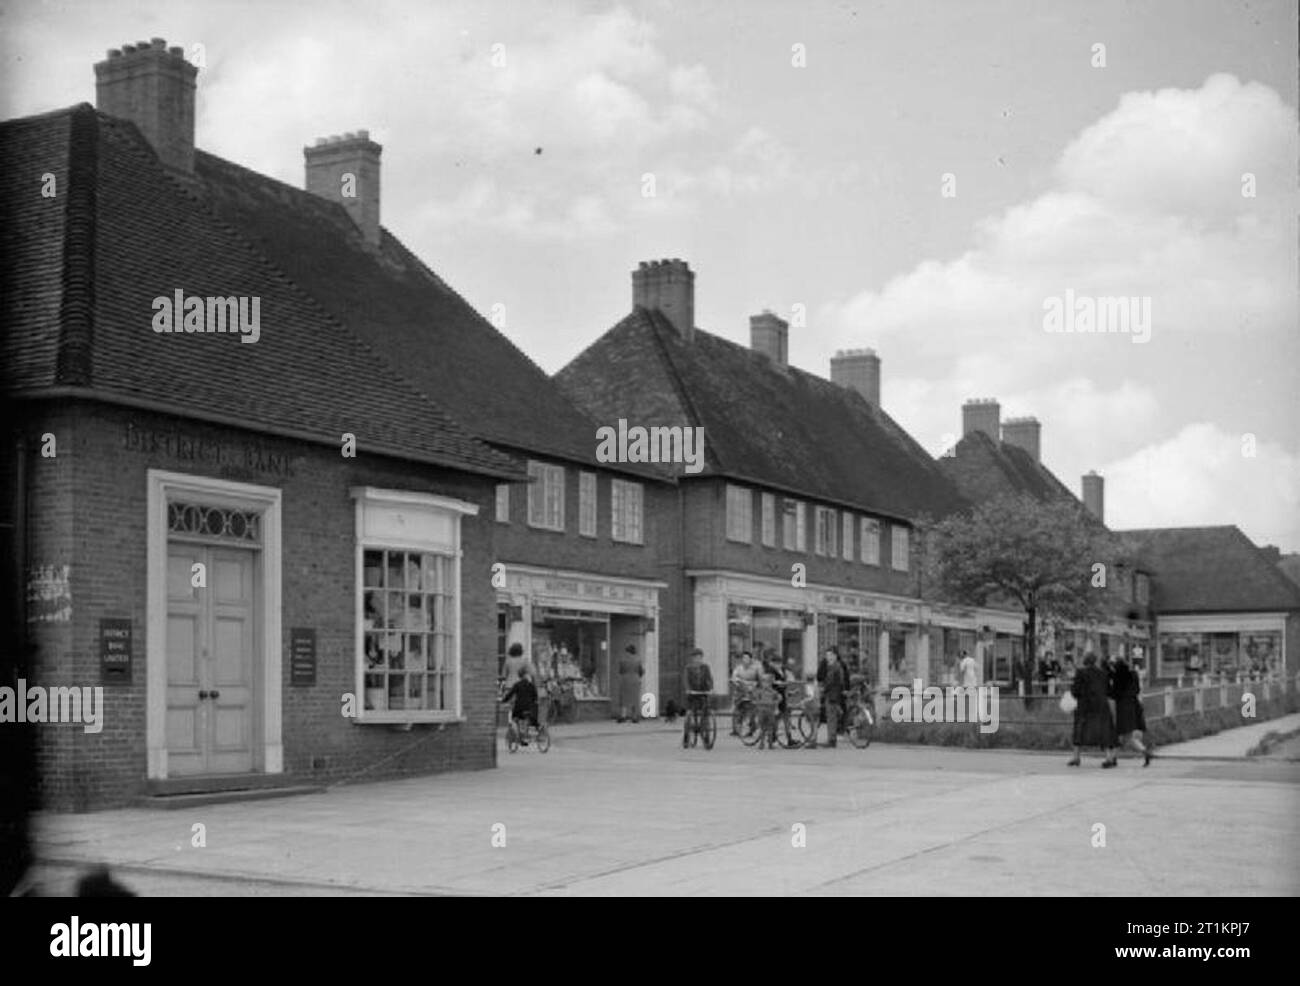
532, 576, 645, 603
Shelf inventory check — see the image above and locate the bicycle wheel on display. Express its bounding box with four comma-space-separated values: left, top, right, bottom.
536, 723, 551, 753
847, 704, 874, 749
781, 709, 812, 749
738, 706, 761, 746
506, 720, 519, 753
702, 707, 717, 749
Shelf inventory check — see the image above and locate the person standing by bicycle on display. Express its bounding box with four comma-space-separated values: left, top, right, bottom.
501, 666, 540, 745
730, 650, 760, 736
684, 648, 714, 743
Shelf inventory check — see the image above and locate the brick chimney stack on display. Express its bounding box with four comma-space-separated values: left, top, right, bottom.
305, 131, 383, 246
94, 38, 197, 173
830, 348, 881, 408
750, 310, 789, 366
961, 399, 1001, 440
1082, 471, 1104, 523
1001, 416, 1041, 461
632, 259, 695, 340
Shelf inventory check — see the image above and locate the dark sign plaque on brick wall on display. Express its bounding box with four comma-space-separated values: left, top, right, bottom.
290, 628, 317, 686
100, 617, 133, 684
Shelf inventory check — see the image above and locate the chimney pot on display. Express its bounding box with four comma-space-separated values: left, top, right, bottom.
1001, 415, 1042, 462
750, 310, 789, 366
1081, 471, 1105, 523
830, 347, 881, 408
961, 398, 1001, 439
95, 37, 198, 172
631, 258, 695, 340
169, 46, 183, 57
305, 129, 384, 245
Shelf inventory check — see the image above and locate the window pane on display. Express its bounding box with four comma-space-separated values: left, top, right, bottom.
761, 493, 775, 547
495, 484, 510, 523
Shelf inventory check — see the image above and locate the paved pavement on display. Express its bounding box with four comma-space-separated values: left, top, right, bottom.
30, 719, 1300, 896
1154, 713, 1300, 758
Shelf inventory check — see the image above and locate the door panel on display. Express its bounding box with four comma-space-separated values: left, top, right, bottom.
165, 541, 257, 776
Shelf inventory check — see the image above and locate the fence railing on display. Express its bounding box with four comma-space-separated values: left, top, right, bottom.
873, 671, 1298, 725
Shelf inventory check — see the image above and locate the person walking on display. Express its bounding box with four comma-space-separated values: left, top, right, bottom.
1068, 653, 1117, 767
1111, 654, 1153, 766
616, 643, 643, 723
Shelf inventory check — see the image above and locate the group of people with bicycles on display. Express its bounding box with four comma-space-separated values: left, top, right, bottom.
682, 645, 874, 750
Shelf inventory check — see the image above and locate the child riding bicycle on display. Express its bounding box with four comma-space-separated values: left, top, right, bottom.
501, 666, 540, 744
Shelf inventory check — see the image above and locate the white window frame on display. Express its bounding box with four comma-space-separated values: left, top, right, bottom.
814, 506, 838, 556
351, 487, 477, 724
611, 479, 644, 544
783, 498, 805, 552
861, 518, 880, 565
761, 493, 776, 547
842, 512, 854, 560
726, 484, 753, 544
527, 460, 565, 532
891, 524, 910, 572
495, 483, 510, 523
579, 472, 597, 538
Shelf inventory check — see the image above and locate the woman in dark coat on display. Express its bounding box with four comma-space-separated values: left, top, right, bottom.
616, 644, 643, 723
1111, 654, 1153, 766
1068, 653, 1117, 767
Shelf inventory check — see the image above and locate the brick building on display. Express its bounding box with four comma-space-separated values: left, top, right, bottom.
1, 38, 670, 811
1124, 527, 1300, 682
558, 260, 1035, 698
938, 399, 1156, 676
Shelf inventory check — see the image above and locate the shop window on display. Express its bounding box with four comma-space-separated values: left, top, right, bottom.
355, 488, 472, 721
527, 461, 565, 531
814, 506, 837, 556
495, 484, 510, 524
761, 493, 775, 547
860, 518, 880, 565
891, 525, 910, 571
579, 472, 597, 538
533, 608, 608, 699
726, 484, 753, 543
753, 608, 805, 670
841, 513, 854, 560
1242, 632, 1282, 676
782, 499, 806, 552
611, 479, 644, 544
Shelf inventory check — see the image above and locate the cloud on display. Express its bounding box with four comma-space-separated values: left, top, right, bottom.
816, 73, 1297, 546
1103, 424, 1300, 550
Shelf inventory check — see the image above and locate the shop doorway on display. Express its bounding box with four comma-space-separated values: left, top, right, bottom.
609, 614, 645, 714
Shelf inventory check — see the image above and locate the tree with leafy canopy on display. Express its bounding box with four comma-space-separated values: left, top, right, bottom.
919, 494, 1136, 688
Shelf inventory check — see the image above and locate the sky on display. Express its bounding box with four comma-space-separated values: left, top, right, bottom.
2, 0, 1297, 550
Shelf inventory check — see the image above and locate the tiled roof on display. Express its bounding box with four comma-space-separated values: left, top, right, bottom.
1278, 555, 1300, 589
193, 150, 662, 479
1122, 526, 1300, 613
938, 430, 1079, 508
0, 104, 525, 479
555, 309, 968, 522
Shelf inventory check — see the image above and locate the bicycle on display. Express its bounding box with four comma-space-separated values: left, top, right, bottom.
843, 676, 875, 749
777, 681, 815, 748
734, 682, 763, 746
682, 690, 717, 749
504, 710, 550, 753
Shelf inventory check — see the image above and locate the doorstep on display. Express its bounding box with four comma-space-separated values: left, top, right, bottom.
141, 773, 325, 809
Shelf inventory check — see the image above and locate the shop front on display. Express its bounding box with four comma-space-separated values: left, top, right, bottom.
496, 565, 664, 719
692, 571, 993, 694
1155, 613, 1287, 680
